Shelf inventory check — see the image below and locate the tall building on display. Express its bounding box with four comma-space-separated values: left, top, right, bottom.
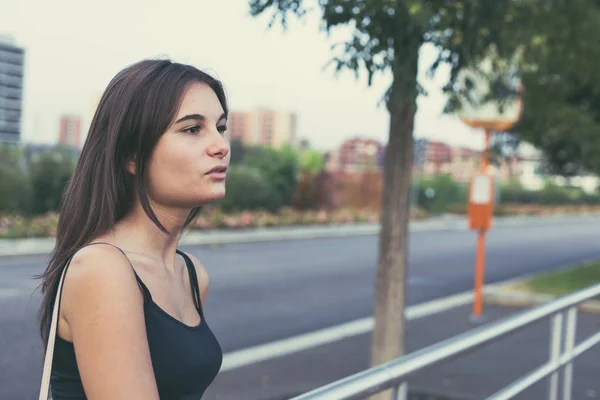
59, 115, 82, 148
228, 108, 297, 148
327, 137, 384, 173
0, 36, 24, 144
228, 111, 253, 145
272, 111, 297, 148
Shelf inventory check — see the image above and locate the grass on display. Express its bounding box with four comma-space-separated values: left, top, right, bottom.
518, 260, 600, 300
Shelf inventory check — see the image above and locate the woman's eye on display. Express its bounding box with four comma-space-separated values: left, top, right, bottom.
183, 125, 201, 135
217, 125, 227, 134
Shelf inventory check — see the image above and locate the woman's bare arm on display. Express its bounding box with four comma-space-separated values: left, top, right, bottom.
60, 245, 159, 400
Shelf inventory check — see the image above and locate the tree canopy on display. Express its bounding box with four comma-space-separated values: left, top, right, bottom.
250, 0, 600, 177
513, 1, 600, 176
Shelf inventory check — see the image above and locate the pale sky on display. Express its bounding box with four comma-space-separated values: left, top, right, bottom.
0, 0, 486, 151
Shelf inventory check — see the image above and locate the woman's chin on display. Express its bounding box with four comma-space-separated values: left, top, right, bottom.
198, 189, 227, 205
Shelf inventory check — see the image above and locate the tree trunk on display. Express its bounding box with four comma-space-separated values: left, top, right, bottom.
370, 60, 418, 400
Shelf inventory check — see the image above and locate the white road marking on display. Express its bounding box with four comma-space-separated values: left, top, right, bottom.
221, 284, 506, 372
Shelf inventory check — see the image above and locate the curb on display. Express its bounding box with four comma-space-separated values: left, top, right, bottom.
484, 286, 600, 313
0, 219, 461, 258
2, 213, 600, 258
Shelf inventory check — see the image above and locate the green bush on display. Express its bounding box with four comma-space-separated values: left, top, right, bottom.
415, 174, 468, 213
500, 182, 539, 203
0, 145, 77, 216
500, 181, 600, 205
28, 150, 77, 215
0, 164, 31, 215
219, 166, 281, 212
413, 175, 600, 214
240, 145, 299, 209
0, 145, 31, 215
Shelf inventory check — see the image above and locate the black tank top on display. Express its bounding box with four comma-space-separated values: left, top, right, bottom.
49, 243, 223, 400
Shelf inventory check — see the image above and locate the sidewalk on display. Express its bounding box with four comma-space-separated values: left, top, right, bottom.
1, 213, 599, 257
203, 304, 600, 400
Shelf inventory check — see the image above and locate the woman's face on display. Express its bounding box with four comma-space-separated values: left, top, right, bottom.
144, 82, 230, 209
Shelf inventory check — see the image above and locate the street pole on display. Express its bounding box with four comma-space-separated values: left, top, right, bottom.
455, 45, 525, 321
472, 129, 491, 318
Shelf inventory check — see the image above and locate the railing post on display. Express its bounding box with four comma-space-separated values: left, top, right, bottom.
562, 307, 577, 400
389, 382, 408, 400
395, 382, 407, 400
548, 313, 563, 400
391, 384, 398, 400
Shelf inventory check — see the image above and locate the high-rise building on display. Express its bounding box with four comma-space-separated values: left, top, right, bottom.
228, 108, 297, 148
228, 111, 254, 145
59, 115, 82, 148
0, 36, 24, 144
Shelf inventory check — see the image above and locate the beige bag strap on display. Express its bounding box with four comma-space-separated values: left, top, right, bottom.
39, 264, 69, 400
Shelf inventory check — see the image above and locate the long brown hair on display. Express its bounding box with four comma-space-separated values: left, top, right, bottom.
37, 59, 228, 345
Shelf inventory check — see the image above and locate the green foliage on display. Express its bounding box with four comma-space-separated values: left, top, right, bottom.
217, 143, 301, 212
229, 139, 246, 165
522, 260, 600, 299
0, 146, 31, 214
219, 166, 281, 212
509, 1, 600, 176
241, 145, 300, 208
249, 0, 600, 177
294, 149, 325, 210
415, 174, 468, 213
28, 150, 76, 214
0, 145, 77, 216
413, 176, 600, 214
299, 149, 324, 175
501, 181, 600, 205
489, 132, 520, 167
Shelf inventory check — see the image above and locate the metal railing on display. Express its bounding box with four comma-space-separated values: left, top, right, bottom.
291, 283, 600, 400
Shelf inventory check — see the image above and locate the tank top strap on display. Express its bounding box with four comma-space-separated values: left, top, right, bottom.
176, 250, 203, 316
86, 242, 153, 304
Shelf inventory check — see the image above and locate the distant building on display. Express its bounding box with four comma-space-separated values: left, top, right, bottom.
326, 137, 384, 173
228, 111, 254, 145
412, 139, 481, 183
324, 149, 340, 172
228, 108, 297, 148
513, 143, 599, 193
448, 146, 481, 182
58, 115, 82, 148
0, 35, 24, 144
324, 136, 599, 194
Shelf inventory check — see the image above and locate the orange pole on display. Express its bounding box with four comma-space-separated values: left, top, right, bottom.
473, 230, 487, 317
473, 129, 491, 318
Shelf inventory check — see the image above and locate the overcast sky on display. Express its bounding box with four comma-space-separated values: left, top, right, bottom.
0, 0, 486, 151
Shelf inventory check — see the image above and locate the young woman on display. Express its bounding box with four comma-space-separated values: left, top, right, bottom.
37, 59, 230, 400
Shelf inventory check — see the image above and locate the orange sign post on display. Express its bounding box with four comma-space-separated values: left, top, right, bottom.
455, 45, 525, 319
467, 129, 495, 318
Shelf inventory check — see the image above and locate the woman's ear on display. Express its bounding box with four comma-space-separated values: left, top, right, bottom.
126, 157, 136, 175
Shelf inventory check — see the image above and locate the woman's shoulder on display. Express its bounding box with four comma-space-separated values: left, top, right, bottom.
66, 243, 135, 281
61, 243, 142, 313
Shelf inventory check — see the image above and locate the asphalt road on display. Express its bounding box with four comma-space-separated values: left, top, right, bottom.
2, 215, 600, 399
